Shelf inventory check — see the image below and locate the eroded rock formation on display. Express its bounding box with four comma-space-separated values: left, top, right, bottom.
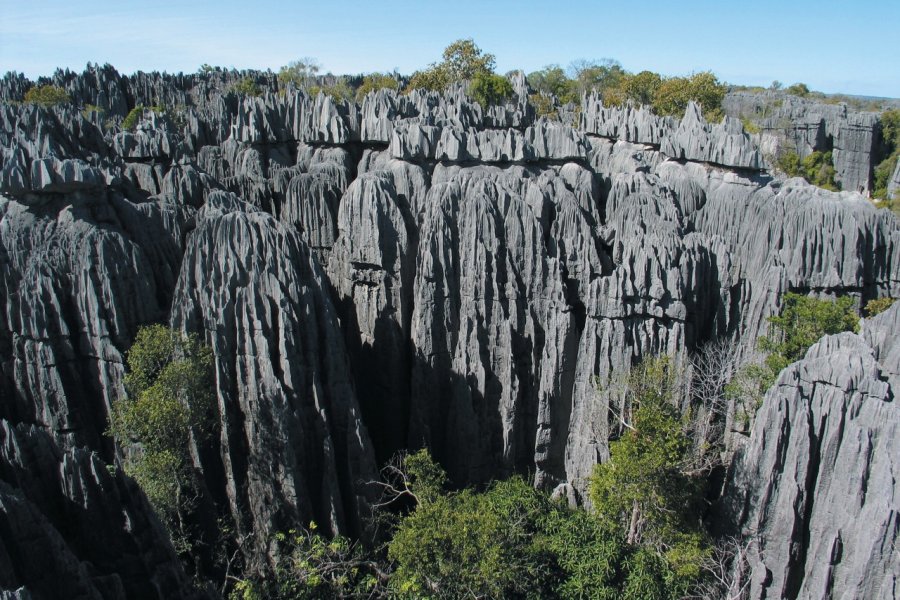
1, 65, 898, 598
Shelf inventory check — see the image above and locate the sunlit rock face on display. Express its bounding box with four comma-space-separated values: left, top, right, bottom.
1, 66, 898, 597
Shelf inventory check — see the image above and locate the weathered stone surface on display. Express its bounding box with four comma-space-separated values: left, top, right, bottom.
889, 158, 900, 197
720, 303, 900, 600
2, 66, 900, 595
0, 191, 184, 451
170, 196, 379, 555
723, 90, 884, 192
0, 420, 199, 600
580, 95, 674, 146
661, 102, 764, 170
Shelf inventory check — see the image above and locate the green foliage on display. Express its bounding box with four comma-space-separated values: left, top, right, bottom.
741, 117, 761, 134
590, 358, 700, 548
440, 38, 496, 80
470, 72, 514, 108
588, 356, 709, 597
407, 38, 495, 92
777, 150, 802, 177
873, 110, 900, 203
600, 69, 726, 121
407, 66, 452, 92
308, 79, 354, 104
24, 84, 70, 107
404, 448, 448, 504
802, 151, 838, 190
528, 65, 578, 104
785, 82, 810, 97
277, 57, 320, 88
760, 292, 859, 376
389, 453, 639, 599
530, 93, 560, 121
777, 150, 839, 190
570, 58, 627, 99
356, 73, 399, 100
881, 109, 900, 149
864, 297, 896, 317
81, 104, 105, 120
652, 71, 726, 121
122, 105, 145, 132
389, 477, 547, 598
230, 523, 385, 600
232, 77, 262, 97
610, 72, 659, 108
108, 324, 214, 524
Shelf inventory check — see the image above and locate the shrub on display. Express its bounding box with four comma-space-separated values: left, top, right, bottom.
865, 297, 896, 317
786, 82, 811, 97
802, 150, 838, 190
528, 65, 578, 104
81, 104, 105, 120
470, 72, 514, 108
232, 76, 262, 97
601, 70, 661, 107
530, 93, 559, 120
652, 71, 726, 121
108, 325, 214, 529
741, 117, 761, 134
589, 356, 709, 598
355, 73, 399, 100
122, 105, 145, 131
571, 58, 627, 99
308, 79, 353, 104
760, 292, 858, 377
230, 523, 387, 599
24, 84, 70, 106
407, 38, 495, 92
277, 57, 320, 88
777, 150, 838, 190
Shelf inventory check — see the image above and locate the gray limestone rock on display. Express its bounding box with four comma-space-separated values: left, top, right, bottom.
580, 95, 675, 146
661, 102, 764, 170
170, 199, 379, 555
0, 420, 199, 600
720, 303, 900, 600
0, 191, 183, 451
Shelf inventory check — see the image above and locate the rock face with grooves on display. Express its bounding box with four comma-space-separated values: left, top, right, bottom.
720, 303, 900, 600
170, 193, 379, 554
1, 65, 899, 597
0, 420, 200, 600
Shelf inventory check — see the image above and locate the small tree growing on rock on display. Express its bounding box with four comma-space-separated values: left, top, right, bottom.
108, 324, 215, 548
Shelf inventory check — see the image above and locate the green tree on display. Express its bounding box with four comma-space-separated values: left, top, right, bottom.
786, 82, 810, 97
873, 109, 900, 203
589, 356, 709, 598
801, 150, 838, 190
528, 65, 578, 104
229, 522, 388, 600
652, 72, 726, 121
570, 58, 627, 99
620, 70, 663, 106
407, 38, 496, 92
440, 38, 495, 80
356, 73, 400, 100
309, 79, 354, 103
108, 325, 214, 537
23, 84, 70, 107
470, 72, 514, 108
232, 77, 262, 97
277, 57, 321, 88
760, 292, 859, 377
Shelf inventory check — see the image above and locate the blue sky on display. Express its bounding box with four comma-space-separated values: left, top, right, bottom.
1, 0, 898, 97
